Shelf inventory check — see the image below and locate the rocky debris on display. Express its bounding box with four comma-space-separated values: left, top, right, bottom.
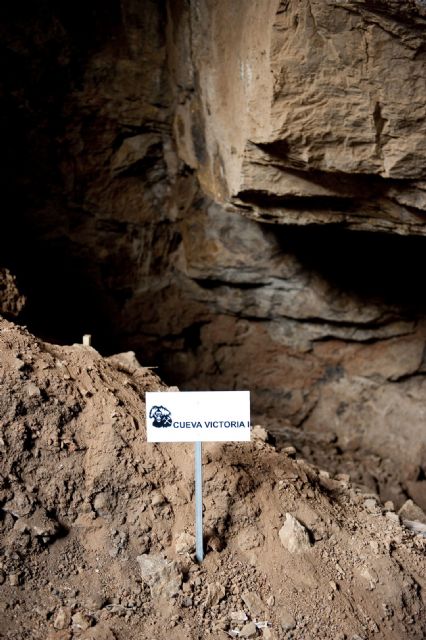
136, 554, 182, 599
230, 611, 248, 624
53, 607, 72, 630
71, 612, 93, 632
0, 318, 425, 639
241, 591, 264, 618
398, 499, 426, 536
251, 425, 268, 443
239, 621, 257, 638
278, 514, 311, 554
13, 508, 58, 542
399, 499, 426, 525
205, 582, 226, 607
406, 480, 426, 512
175, 532, 196, 556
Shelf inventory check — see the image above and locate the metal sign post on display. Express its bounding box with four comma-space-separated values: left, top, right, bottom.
146, 391, 251, 564
194, 441, 203, 563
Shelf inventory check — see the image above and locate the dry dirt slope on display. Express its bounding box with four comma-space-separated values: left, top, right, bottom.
0, 317, 425, 639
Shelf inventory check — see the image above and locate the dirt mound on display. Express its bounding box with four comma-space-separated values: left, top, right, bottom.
0, 317, 425, 639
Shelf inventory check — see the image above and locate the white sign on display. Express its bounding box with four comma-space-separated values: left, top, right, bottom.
146, 391, 250, 442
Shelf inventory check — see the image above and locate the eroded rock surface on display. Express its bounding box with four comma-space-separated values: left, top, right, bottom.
172, 0, 426, 233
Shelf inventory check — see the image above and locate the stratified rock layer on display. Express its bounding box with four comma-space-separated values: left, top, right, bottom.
173, 0, 426, 233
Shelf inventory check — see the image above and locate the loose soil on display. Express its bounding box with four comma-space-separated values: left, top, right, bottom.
0, 317, 425, 639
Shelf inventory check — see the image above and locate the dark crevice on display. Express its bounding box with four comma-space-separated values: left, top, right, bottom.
266, 224, 426, 313
193, 278, 266, 291
236, 190, 357, 212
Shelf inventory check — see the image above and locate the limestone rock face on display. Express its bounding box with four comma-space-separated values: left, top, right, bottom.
172, 0, 426, 233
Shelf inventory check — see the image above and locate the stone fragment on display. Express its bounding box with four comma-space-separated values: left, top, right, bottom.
282, 446, 296, 458
150, 490, 166, 507
12, 356, 25, 370
107, 350, 142, 373
72, 612, 92, 631
175, 531, 195, 555
3, 491, 32, 517
357, 566, 378, 591
406, 481, 426, 512
252, 424, 268, 442
83, 593, 105, 611
206, 535, 224, 552
241, 591, 264, 617
230, 610, 248, 623
26, 382, 41, 397
386, 512, 400, 523
399, 499, 426, 525
240, 622, 257, 638
9, 573, 20, 586
53, 607, 72, 630
93, 492, 112, 517
278, 513, 311, 553
136, 553, 182, 598
236, 525, 264, 551
205, 582, 226, 606
364, 499, 378, 513
14, 508, 58, 540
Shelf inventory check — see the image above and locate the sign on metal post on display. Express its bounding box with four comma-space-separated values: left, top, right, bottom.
146, 391, 251, 562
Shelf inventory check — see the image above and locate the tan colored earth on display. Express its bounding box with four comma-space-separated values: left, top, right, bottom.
0, 317, 425, 639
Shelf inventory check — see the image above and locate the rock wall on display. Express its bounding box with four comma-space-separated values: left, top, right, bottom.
173, 0, 426, 233
1, 0, 426, 499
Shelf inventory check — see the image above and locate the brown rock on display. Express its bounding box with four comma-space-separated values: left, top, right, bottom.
240, 622, 257, 638
136, 554, 182, 598
53, 607, 72, 631
241, 591, 265, 617
175, 531, 196, 555
72, 612, 93, 631
398, 499, 426, 525
205, 582, 226, 607
279, 514, 311, 554
406, 481, 426, 512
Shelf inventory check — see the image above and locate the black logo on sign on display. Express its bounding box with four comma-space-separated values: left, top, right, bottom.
149, 405, 172, 428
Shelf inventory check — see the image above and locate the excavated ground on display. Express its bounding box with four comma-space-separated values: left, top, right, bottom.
0, 317, 425, 640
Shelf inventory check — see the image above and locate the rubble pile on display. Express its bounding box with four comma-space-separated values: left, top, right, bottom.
0, 318, 425, 639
